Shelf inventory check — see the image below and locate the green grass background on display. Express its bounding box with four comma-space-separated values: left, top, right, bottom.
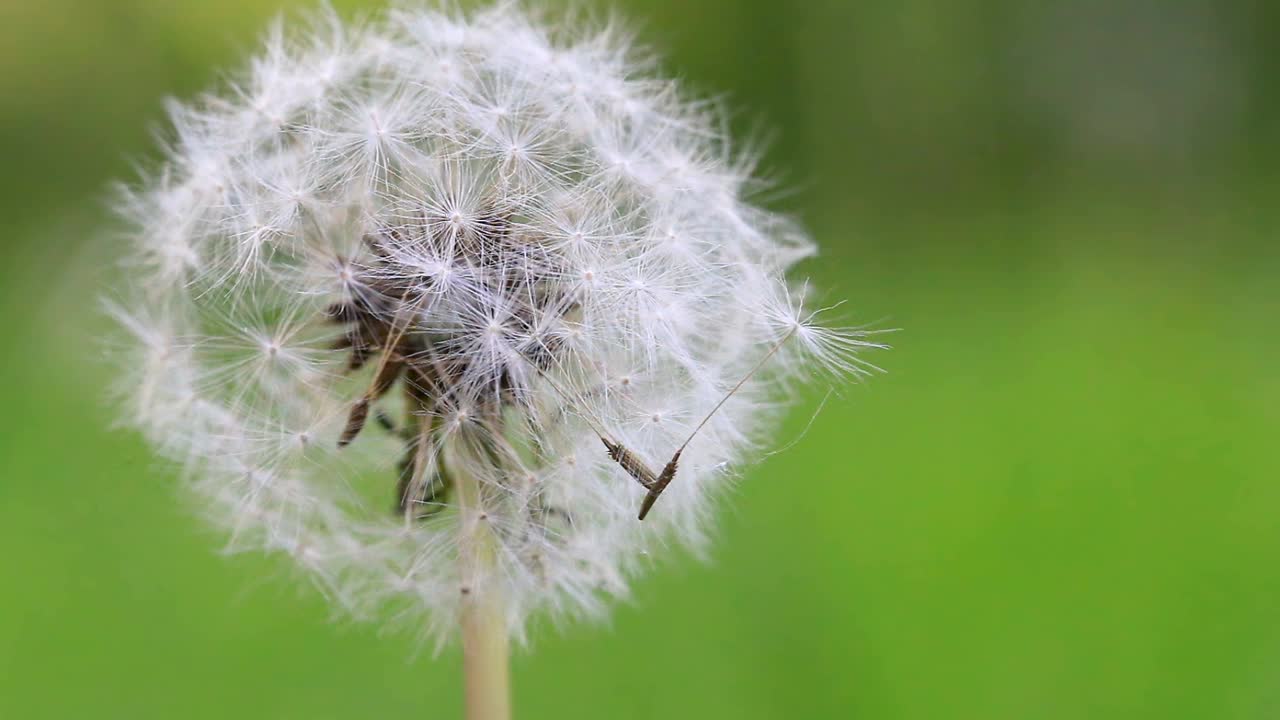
2, 1, 1279, 718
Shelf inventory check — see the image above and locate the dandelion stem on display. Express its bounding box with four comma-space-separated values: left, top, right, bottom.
453, 432, 512, 720
461, 592, 510, 720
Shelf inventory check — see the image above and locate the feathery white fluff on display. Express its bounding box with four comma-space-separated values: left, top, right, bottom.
108, 2, 882, 643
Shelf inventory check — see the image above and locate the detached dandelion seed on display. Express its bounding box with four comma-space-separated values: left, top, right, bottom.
105, 3, 885, 718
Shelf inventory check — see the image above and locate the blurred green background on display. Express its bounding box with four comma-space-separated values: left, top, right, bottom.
2, 1, 1278, 718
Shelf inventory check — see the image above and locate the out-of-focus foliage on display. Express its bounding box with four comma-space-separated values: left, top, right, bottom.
1, 1, 1277, 718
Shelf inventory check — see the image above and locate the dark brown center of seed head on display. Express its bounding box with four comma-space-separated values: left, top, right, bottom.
326, 213, 575, 522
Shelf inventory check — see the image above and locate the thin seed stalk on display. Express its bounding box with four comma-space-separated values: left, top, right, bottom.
451, 431, 512, 720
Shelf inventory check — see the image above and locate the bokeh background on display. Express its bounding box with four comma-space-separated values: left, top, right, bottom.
2, 0, 1278, 718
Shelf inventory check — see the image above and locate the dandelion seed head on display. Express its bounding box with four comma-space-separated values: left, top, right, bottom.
107, 2, 881, 642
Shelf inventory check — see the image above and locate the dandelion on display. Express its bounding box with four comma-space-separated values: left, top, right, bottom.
106, 3, 885, 717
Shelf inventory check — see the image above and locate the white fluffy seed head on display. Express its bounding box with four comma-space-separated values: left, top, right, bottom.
107, 2, 883, 643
